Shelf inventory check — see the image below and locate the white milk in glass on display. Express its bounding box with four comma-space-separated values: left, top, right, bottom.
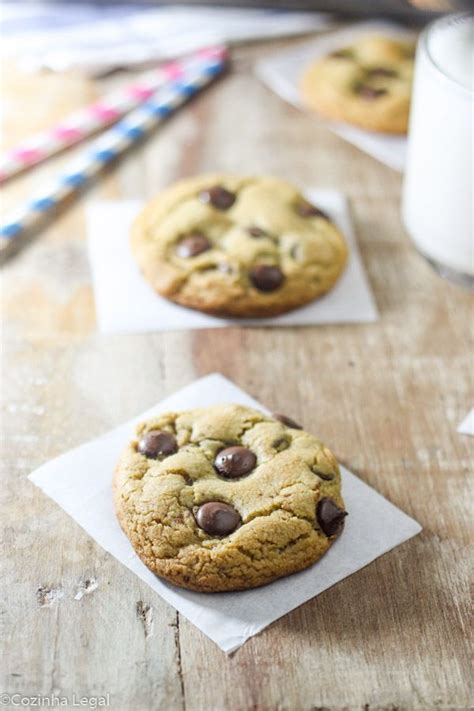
402, 13, 473, 286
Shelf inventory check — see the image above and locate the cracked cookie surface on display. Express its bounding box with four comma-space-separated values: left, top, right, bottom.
131, 174, 348, 317
300, 36, 415, 134
113, 404, 346, 592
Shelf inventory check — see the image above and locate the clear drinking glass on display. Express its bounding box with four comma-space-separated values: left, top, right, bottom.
402, 13, 474, 287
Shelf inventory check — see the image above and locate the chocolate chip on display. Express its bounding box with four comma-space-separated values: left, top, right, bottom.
366, 67, 397, 78
316, 498, 347, 537
199, 185, 236, 210
273, 413, 302, 430
248, 226, 267, 238
195, 501, 241, 536
176, 232, 210, 258
138, 430, 178, 459
356, 85, 388, 99
296, 201, 329, 219
249, 264, 284, 292
214, 446, 256, 478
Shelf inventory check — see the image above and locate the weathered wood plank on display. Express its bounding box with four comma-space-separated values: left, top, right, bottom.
1, 39, 472, 710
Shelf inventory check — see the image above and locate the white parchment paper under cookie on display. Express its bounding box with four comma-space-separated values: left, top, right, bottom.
255, 22, 417, 173
86, 189, 377, 334
29, 374, 421, 654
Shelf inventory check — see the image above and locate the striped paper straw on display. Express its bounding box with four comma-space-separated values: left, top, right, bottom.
0, 46, 226, 184
0, 47, 227, 254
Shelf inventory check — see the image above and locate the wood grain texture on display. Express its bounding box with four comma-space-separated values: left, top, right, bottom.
1, 39, 472, 710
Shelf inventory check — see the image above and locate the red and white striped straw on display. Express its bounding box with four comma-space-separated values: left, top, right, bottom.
0, 47, 224, 184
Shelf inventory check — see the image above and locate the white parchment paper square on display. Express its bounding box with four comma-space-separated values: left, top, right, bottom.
457, 409, 474, 436
29, 374, 421, 654
255, 22, 417, 172
86, 189, 377, 334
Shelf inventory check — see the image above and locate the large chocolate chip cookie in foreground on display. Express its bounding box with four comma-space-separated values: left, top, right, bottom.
114, 403, 346, 592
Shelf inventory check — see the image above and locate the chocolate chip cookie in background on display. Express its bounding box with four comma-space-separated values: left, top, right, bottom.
300, 36, 415, 134
113, 404, 347, 592
131, 174, 348, 317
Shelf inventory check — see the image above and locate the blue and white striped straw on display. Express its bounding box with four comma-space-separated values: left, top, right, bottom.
0, 46, 227, 255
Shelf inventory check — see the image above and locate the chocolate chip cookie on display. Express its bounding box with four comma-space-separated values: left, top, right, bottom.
300, 36, 415, 134
113, 404, 347, 592
131, 175, 348, 317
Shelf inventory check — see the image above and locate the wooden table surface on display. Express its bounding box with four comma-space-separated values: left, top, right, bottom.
1, 39, 472, 711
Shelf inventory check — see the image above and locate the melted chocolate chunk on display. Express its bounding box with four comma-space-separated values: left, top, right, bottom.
249, 264, 284, 292
176, 232, 211, 258
199, 185, 236, 210
138, 430, 178, 459
316, 498, 347, 537
214, 446, 256, 478
195, 502, 240, 536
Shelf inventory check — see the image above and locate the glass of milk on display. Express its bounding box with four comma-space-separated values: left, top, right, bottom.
402, 13, 473, 287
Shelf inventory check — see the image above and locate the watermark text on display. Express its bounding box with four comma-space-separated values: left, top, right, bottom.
1, 693, 110, 708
